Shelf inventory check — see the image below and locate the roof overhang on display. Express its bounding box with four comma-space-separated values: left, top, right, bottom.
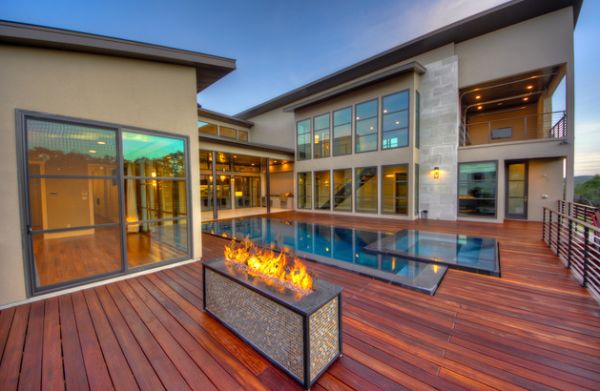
199, 134, 294, 157
198, 106, 254, 128
283, 61, 425, 112
0, 20, 236, 92
236, 0, 583, 119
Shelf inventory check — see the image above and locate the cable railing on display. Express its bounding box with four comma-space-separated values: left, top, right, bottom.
542, 207, 600, 303
460, 110, 566, 146
557, 199, 599, 224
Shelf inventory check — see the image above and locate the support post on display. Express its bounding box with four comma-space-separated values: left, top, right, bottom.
582, 227, 589, 288
211, 151, 218, 221
567, 219, 573, 269
266, 158, 271, 214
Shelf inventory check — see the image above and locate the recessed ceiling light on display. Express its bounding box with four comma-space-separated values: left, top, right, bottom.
526, 85, 533, 90
475, 95, 481, 100
97, 141, 106, 145
477, 105, 483, 110
523, 97, 529, 101
89, 149, 97, 154
383, 109, 388, 113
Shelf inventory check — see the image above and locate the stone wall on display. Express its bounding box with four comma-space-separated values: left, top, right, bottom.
418, 56, 459, 220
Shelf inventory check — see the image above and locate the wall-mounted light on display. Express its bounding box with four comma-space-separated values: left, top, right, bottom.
433, 166, 440, 180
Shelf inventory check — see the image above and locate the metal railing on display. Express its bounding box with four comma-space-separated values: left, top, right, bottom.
557, 200, 599, 224
542, 207, 600, 303
460, 111, 566, 146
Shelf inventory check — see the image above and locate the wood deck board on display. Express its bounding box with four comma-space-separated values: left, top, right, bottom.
0, 212, 599, 390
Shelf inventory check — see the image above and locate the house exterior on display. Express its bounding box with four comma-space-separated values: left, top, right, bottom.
0, 0, 582, 307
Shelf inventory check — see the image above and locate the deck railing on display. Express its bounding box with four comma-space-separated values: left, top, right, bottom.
557, 199, 599, 224
542, 207, 600, 303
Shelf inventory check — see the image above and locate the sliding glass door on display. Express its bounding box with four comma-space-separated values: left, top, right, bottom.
19, 112, 191, 294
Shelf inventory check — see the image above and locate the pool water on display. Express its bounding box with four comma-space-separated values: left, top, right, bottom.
202, 217, 448, 295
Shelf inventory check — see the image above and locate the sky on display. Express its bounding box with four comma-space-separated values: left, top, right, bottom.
1, 0, 598, 175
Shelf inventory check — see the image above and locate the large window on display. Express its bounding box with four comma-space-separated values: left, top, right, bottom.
355, 99, 378, 153
198, 121, 217, 135
333, 169, 352, 211
333, 107, 352, 156
297, 172, 312, 209
355, 166, 378, 213
296, 119, 311, 160
382, 165, 408, 215
382, 90, 409, 149
313, 113, 330, 158
21, 113, 191, 293
458, 162, 497, 217
314, 170, 331, 210
415, 91, 421, 149
415, 164, 420, 215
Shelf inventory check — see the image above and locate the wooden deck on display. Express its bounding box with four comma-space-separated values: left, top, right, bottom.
1, 211, 600, 390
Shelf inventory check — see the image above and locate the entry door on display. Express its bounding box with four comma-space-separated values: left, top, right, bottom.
506, 162, 528, 219
21, 115, 124, 291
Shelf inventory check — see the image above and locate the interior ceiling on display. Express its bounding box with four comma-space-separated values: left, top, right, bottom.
460, 65, 561, 114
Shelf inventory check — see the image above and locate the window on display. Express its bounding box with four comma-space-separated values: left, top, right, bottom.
296, 119, 311, 160
382, 90, 409, 149
415, 91, 421, 148
297, 172, 312, 209
491, 127, 512, 139
333, 169, 352, 211
355, 99, 378, 153
355, 166, 377, 213
382, 165, 408, 215
333, 107, 352, 156
198, 121, 218, 135
314, 170, 331, 210
313, 113, 330, 158
219, 126, 237, 139
415, 164, 420, 215
458, 161, 497, 217
238, 129, 249, 141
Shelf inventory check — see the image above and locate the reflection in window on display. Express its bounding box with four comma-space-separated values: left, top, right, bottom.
314, 170, 331, 210
382, 165, 408, 215
355, 99, 378, 153
356, 167, 377, 213
297, 172, 312, 209
296, 119, 311, 160
127, 220, 189, 267
234, 176, 260, 208
125, 180, 187, 222
198, 121, 218, 135
333, 107, 352, 156
382, 90, 409, 149
333, 169, 352, 211
458, 162, 497, 217
238, 130, 249, 141
200, 174, 214, 210
415, 91, 421, 149
217, 175, 232, 209
313, 113, 330, 158
123, 132, 186, 177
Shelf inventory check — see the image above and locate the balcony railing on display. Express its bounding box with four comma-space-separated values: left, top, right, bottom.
557, 199, 599, 224
460, 111, 567, 146
542, 207, 600, 303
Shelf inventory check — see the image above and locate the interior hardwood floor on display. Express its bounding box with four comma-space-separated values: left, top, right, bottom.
1, 211, 599, 390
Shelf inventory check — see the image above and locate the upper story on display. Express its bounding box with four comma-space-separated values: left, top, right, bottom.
234, 0, 581, 166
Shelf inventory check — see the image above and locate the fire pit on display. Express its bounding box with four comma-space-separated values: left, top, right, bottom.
203, 240, 342, 389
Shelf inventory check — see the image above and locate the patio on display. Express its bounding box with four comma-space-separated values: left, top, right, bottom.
1, 212, 599, 390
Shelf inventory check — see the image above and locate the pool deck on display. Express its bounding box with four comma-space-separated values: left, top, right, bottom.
1, 211, 600, 390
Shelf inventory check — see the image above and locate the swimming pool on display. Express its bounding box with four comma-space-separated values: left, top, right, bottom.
202, 217, 447, 295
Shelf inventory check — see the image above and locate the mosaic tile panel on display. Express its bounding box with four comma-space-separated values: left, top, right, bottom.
309, 297, 340, 381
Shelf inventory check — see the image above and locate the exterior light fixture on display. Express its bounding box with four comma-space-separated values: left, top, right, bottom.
433, 166, 440, 179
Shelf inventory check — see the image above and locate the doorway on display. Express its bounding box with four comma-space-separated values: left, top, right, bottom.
506, 161, 528, 219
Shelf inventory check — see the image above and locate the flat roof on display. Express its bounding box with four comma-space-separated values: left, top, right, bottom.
0, 20, 236, 92
236, 0, 582, 119
198, 106, 254, 128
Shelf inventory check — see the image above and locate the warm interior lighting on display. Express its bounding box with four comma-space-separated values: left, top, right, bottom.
220, 175, 226, 181
151, 171, 157, 177
526, 85, 533, 90
235, 191, 243, 197
97, 141, 106, 145
477, 105, 483, 110
314, 134, 320, 144
433, 166, 440, 180
475, 95, 481, 100
523, 97, 529, 101
224, 238, 314, 294
88, 149, 97, 154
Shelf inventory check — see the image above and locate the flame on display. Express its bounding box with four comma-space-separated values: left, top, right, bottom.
224, 238, 313, 295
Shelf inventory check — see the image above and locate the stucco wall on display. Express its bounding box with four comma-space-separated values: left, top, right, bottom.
528, 158, 564, 221
0, 45, 200, 306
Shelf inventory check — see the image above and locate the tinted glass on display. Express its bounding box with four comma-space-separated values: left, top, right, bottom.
127, 219, 189, 267
123, 131, 186, 177
296, 119, 311, 160
125, 179, 187, 222
314, 113, 330, 158
297, 172, 312, 209
382, 165, 408, 214
458, 162, 497, 217
198, 121, 218, 135
314, 171, 331, 210
382, 91, 409, 149
333, 169, 352, 211
382, 91, 408, 113
356, 99, 378, 119
220, 126, 237, 139
355, 100, 378, 153
356, 167, 377, 213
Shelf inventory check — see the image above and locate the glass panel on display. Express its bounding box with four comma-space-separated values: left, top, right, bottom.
356, 117, 377, 135
198, 121, 218, 135
508, 163, 526, 180
123, 131, 186, 177
382, 165, 408, 214
200, 174, 214, 210
214, 152, 231, 172
458, 162, 497, 217
382, 91, 409, 150
32, 226, 122, 287
314, 113, 330, 130
356, 134, 377, 153
356, 167, 377, 213
355, 100, 378, 153
234, 176, 261, 208
383, 111, 408, 130
125, 179, 187, 222
219, 126, 237, 139
313, 114, 330, 158
382, 91, 409, 113
382, 129, 408, 149
127, 219, 188, 267
508, 198, 526, 215
333, 169, 352, 211
29, 178, 120, 231
333, 107, 352, 125
356, 99, 378, 119
297, 172, 312, 209
26, 118, 117, 176
216, 175, 232, 209
314, 171, 331, 210
296, 119, 311, 160
199, 150, 212, 170
238, 130, 248, 141
232, 154, 261, 173
508, 181, 525, 197
333, 117, 352, 156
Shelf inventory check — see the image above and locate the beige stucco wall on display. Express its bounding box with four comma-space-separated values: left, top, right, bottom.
528, 158, 564, 221
0, 45, 200, 306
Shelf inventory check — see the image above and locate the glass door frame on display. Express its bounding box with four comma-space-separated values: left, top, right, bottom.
505, 160, 529, 220
15, 109, 194, 296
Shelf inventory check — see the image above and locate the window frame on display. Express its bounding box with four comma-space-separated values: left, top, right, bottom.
457, 160, 499, 219
314, 170, 332, 210
296, 118, 312, 161
333, 168, 353, 211
15, 109, 194, 296
381, 163, 409, 215
313, 112, 331, 159
354, 98, 379, 154
297, 171, 313, 209
381, 89, 410, 150
354, 166, 378, 214
332, 106, 353, 156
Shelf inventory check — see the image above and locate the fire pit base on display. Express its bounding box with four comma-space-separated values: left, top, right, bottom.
203, 258, 342, 389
